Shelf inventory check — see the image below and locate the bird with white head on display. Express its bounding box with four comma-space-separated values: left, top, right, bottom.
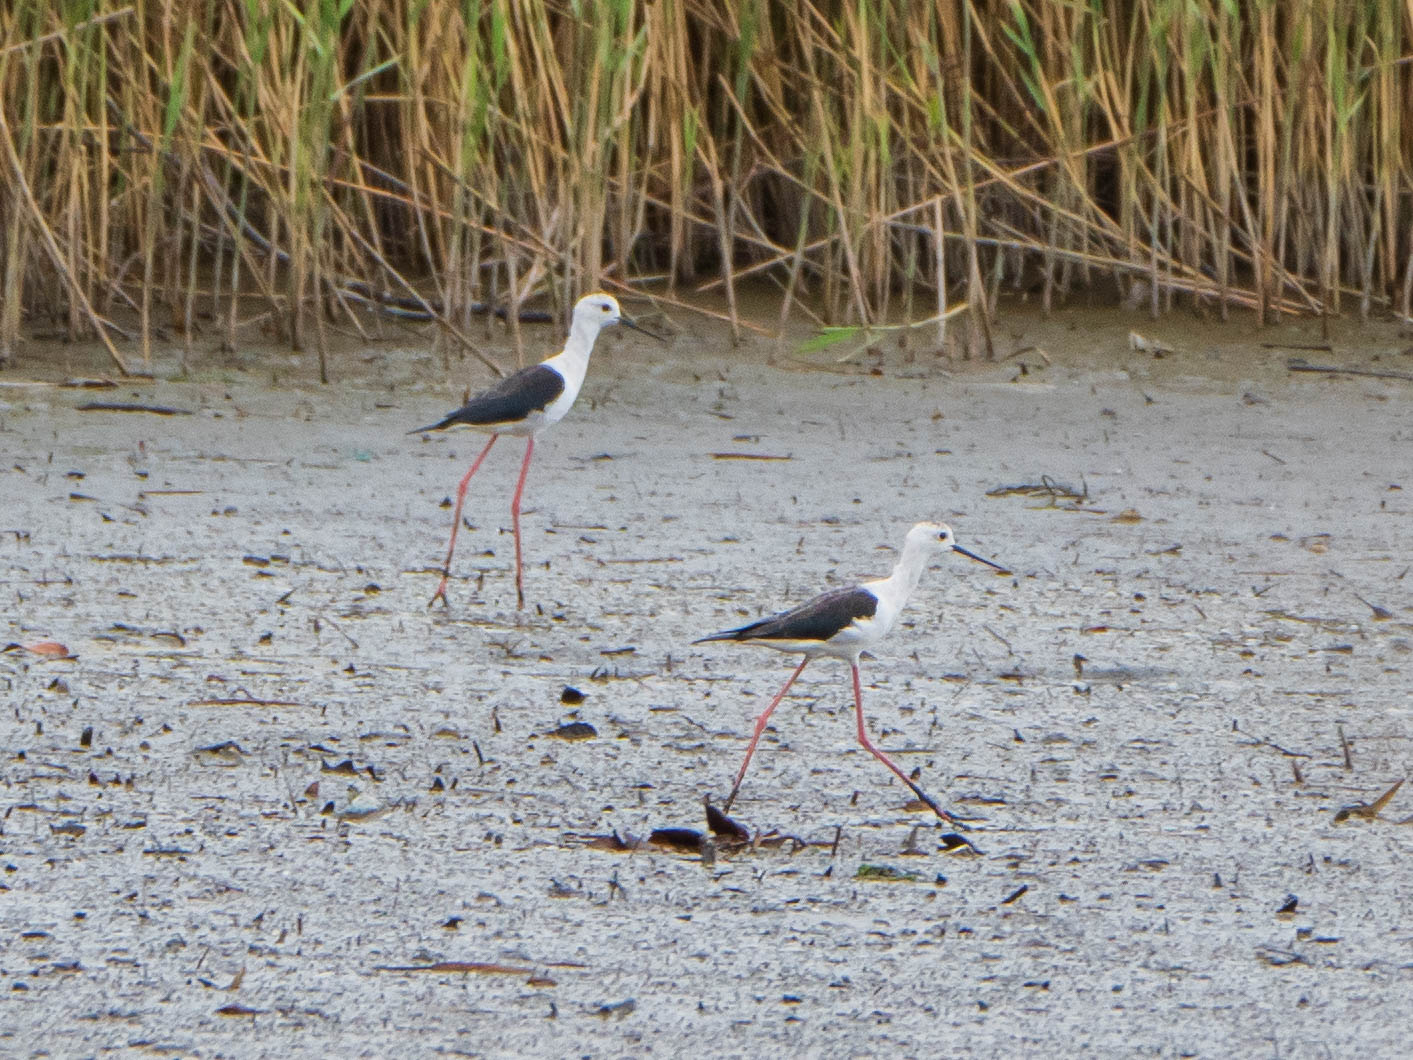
696, 521, 1008, 824
412, 293, 659, 608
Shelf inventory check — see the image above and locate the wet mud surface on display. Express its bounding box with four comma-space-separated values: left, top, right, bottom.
2, 305, 1411, 1056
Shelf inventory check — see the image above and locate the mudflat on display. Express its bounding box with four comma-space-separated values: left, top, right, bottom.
3, 304, 1410, 1056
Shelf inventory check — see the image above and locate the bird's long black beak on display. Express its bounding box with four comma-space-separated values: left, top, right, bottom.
619, 313, 667, 344
954, 544, 1010, 575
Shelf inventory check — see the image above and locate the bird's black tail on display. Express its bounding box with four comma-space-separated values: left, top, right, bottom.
692, 622, 765, 645
407, 414, 457, 435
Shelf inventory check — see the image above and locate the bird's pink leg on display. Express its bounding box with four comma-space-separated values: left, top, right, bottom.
851, 663, 962, 826
429, 435, 498, 607
510, 436, 535, 609
724, 657, 809, 812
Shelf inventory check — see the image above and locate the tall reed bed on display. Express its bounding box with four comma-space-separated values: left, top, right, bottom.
1, 1, 1410, 373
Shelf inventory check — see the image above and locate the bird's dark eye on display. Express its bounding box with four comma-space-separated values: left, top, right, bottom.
600, 304, 610, 313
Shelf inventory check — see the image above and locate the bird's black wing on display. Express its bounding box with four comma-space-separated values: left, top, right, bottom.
696, 586, 878, 645
409, 363, 565, 433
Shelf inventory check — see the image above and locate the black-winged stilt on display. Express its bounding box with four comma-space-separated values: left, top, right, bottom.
696, 521, 1008, 824
412, 293, 657, 608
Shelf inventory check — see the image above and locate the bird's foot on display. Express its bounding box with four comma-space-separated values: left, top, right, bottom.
914, 787, 971, 830
428, 577, 451, 608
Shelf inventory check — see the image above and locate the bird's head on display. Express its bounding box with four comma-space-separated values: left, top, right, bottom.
574, 293, 623, 328
571, 292, 662, 342
907, 521, 1009, 573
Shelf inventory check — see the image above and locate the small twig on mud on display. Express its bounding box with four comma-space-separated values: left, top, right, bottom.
986, 474, 1091, 509
982, 624, 1013, 654
319, 613, 360, 649
76, 401, 193, 415
1232, 722, 1311, 759
901, 825, 925, 855
374, 961, 533, 976
188, 697, 304, 707
1286, 357, 1413, 382
709, 452, 793, 461
1333, 778, 1404, 823
1352, 594, 1392, 620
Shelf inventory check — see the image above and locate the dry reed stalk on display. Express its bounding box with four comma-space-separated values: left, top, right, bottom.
0, 0, 1410, 372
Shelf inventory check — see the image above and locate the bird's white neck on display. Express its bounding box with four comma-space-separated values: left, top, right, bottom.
548, 319, 603, 392
567, 316, 606, 363
871, 534, 934, 613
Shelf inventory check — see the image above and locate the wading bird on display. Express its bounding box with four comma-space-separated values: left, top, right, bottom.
696, 522, 1008, 823
411, 293, 657, 608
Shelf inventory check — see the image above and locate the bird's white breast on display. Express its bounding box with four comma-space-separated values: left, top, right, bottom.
537, 352, 588, 429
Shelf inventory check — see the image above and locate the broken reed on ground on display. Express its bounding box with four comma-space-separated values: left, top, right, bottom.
1, 1, 1411, 375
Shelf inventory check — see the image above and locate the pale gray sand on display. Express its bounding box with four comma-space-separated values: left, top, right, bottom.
2, 306, 1410, 1057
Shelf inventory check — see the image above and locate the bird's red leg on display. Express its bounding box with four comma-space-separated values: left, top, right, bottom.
851, 663, 963, 827
724, 657, 809, 812
509, 436, 535, 610
429, 434, 498, 607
